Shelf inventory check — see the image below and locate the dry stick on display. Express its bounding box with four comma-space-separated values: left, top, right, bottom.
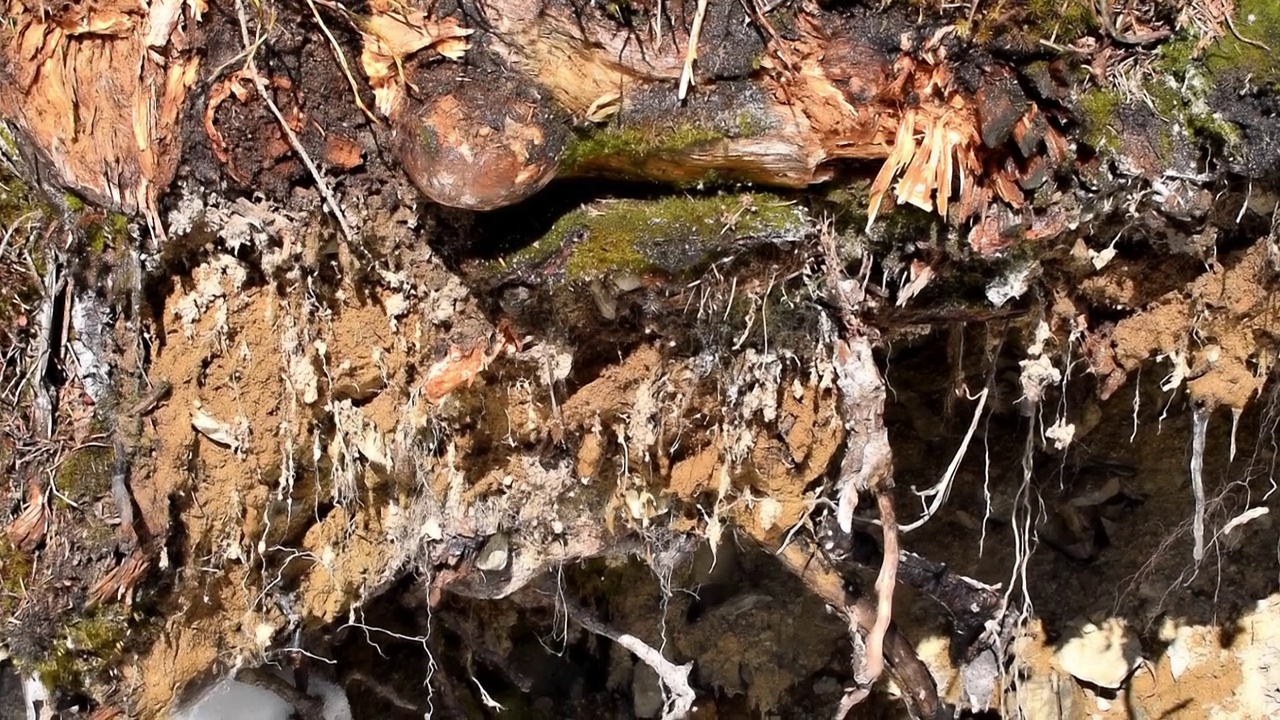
232, 0, 357, 247
678, 0, 710, 100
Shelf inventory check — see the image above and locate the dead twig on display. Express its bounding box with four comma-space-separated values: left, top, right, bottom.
127, 380, 171, 418
1092, 0, 1171, 45
678, 0, 709, 100
231, 0, 357, 247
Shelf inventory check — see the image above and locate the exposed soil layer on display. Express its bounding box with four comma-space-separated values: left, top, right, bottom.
3, 0, 1280, 719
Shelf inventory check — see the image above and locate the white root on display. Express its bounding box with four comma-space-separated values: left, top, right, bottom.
1230, 406, 1242, 463
820, 224, 896, 684
1190, 404, 1210, 562
900, 387, 989, 532
558, 594, 695, 720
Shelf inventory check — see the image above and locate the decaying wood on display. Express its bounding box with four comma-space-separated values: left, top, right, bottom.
0, 0, 202, 237
386, 0, 1063, 236
0, 0, 1096, 254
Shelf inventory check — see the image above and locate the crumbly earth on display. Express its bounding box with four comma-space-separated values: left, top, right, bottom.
3, 1, 1280, 719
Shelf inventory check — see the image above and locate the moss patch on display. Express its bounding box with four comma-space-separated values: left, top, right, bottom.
1077, 88, 1123, 151
31, 607, 129, 690
1204, 0, 1280, 85
1146, 34, 1244, 149
0, 537, 32, 617
55, 444, 114, 506
1025, 0, 1097, 42
562, 123, 724, 173
507, 194, 807, 281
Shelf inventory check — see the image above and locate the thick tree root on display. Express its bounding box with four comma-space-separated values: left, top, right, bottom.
773, 539, 945, 720
815, 514, 1009, 663
517, 581, 696, 720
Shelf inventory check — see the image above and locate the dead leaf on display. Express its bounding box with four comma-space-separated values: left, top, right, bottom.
896, 260, 934, 307
5, 478, 48, 552
324, 134, 364, 170
191, 403, 242, 451
423, 322, 519, 402
87, 549, 151, 608
424, 345, 488, 402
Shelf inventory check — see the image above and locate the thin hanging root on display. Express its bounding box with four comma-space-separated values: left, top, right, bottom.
772, 540, 941, 719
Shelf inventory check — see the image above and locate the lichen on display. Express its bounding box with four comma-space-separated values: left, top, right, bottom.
506, 194, 806, 281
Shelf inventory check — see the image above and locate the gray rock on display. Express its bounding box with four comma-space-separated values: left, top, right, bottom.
632, 660, 664, 719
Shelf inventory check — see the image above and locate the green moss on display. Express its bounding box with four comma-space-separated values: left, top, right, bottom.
0, 538, 32, 616
562, 123, 723, 173
63, 193, 85, 213
55, 445, 113, 506
1077, 88, 1123, 151
1025, 0, 1097, 42
733, 111, 771, 138
0, 122, 16, 159
32, 608, 129, 690
1204, 0, 1280, 85
953, 0, 1096, 45
84, 212, 130, 254
507, 194, 805, 281
1144, 35, 1245, 150
1186, 106, 1243, 146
